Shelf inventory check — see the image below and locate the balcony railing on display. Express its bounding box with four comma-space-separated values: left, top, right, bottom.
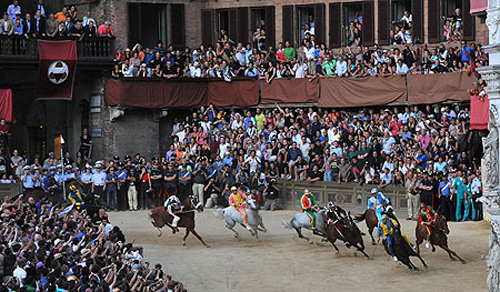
0, 35, 114, 61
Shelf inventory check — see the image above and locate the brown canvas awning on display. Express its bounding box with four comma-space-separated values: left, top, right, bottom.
261, 78, 319, 104
207, 80, 259, 107
318, 75, 406, 108
407, 71, 476, 104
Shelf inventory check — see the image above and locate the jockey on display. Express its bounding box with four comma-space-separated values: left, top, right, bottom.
301, 189, 320, 234
327, 201, 349, 247
418, 203, 437, 249
378, 214, 413, 262
68, 184, 85, 209
228, 186, 251, 231
164, 194, 183, 233
368, 188, 390, 220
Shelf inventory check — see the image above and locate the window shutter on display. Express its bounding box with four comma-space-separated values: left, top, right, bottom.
329, 2, 341, 48
282, 5, 294, 45
229, 9, 238, 42
314, 4, 325, 44
427, 0, 440, 43
170, 4, 185, 48
201, 9, 214, 46
412, 0, 424, 44
462, 0, 475, 41
237, 7, 249, 44
378, 0, 389, 45
362, 1, 374, 46
265, 6, 276, 47
128, 3, 141, 47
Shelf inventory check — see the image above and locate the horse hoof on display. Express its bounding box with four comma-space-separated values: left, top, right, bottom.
462, 260, 467, 264
182, 242, 186, 246
309, 241, 314, 245
371, 242, 376, 246
205, 244, 211, 248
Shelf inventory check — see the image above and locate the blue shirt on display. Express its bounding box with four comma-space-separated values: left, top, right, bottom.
116, 170, 128, 182
461, 46, 472, 62
178, 171, 191, 185
368, 192, 389, 209
91, 171, 106, 186
439, 181, 451, 197
54, 172, 65, 184
65, 173, 76, 180
22, 174, 34, 188
416, 154, 428, 170
13, 22, 23, 35
80, 172, 93, 182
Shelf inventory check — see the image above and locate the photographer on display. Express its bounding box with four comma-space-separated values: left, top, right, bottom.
263, 179, 281, 211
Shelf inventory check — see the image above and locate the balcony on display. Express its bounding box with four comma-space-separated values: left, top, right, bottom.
0, 35, 115, 69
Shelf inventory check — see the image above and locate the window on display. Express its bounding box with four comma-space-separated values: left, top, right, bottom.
217, 10, 229, 38
297, 6, 314, 42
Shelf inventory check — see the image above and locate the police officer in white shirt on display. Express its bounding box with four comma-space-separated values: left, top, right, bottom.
470, 172, 482, 221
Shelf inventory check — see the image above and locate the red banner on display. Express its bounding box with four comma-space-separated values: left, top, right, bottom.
470, 93, 489, 130
36, 40, 77, 100
0, 89, 13, 122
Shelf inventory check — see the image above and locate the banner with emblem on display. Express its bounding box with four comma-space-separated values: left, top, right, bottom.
36, 40, 77, 100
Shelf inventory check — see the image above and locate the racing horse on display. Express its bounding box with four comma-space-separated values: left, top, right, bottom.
415, 215, 467, 264
325, 210, 369, 258
354, 209, 379, 245
382, 220, 428, 270
150, 195, 209, 247
215, 196, 267, 240
283, 207, 328, 244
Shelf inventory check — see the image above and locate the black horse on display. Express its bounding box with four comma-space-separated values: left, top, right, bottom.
383, 222, 428, 270
325, 211, 369, 258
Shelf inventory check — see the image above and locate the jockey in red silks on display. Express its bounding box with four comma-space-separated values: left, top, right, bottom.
228, 186, 251, 230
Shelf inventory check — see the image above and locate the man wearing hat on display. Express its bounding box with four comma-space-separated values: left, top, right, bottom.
21, 165, 35, 194
150, 161, 163, 208
42, 171, 58, 196
438, 173, 453, 221
33, 166, 43, 190
163, 163, 178, 198
54, 164, 65, 186
64, 165, 76, 181
80, 164, 93, 196
116, 162, 128, 210
91, 164, 106, 204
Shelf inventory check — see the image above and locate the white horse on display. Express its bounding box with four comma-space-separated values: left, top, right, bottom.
215, 198, 267, 240
283, 208, 328, 244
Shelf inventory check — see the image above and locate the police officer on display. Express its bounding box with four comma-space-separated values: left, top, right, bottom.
263, 178, 281, 211
80, 164, 93, 198
470, 172, 482, 221
116, 161, 128, 210
65, 165, 76, 181
149, 161, 163, 208
91, 164, 106, 204
21, 165, 35, 194
163, 162, 177, 198
33, 166, 43, 190
54, 164, 65, 186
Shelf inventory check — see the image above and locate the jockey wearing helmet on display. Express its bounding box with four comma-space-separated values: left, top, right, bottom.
377, 214, 412, 262
418, 203, 437, 249
228, 186, 251, 231
164, 194, 183, 233
301, 189, 320, 234
68, 184, 85, 209
368, 188, 390, 220
327, 201, 350, 247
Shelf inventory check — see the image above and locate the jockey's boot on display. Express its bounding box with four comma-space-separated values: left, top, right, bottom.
172, 226, 179, 234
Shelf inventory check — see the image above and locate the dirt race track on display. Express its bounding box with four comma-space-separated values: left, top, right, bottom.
110, 210, 489, 292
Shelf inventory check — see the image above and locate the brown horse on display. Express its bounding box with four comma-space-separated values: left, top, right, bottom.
150, 195, 210, 247
325, 211, 369, 258
415, 215, 466, 264
354, 209, 379, 245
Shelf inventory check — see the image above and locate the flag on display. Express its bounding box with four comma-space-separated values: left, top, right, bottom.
0, 89, 13, 122
36, 40, 77, 100
470, 91, 489, 130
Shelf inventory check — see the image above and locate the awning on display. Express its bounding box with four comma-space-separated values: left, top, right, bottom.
470, 0, 487, 14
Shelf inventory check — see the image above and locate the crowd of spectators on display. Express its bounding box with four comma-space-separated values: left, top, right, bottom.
0, 0, 114, 39
111, 15, 487, 80
1, 100, 482, 221
0, 195, 186, 291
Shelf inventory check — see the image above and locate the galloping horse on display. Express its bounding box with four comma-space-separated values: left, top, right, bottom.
325, 211, 369, 258
415, 215, 467, 264
150, 195, 209, 247
383, 225, 428, 270
216, 197, 267, 240
354, 209, 379, 244
284, 207, 328, 243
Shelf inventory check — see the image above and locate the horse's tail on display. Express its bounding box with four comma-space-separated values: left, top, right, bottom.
212, 208, 225, 220
282, 219, 293, 229
354, 210, 368, 223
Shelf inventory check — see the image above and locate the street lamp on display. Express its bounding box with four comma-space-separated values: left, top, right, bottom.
60, 134, 66, 202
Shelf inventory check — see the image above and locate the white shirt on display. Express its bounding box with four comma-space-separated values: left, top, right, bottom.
471, 177, 482, 193
335, 61, 347, 76
219, 142, 230, 158
13, 267, 27, 287
304, 46, 315, 60
244, 156, 260, 173
293, 63, 308, 78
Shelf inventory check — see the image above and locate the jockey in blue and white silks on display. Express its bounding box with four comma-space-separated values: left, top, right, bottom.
368, 188, 390, 220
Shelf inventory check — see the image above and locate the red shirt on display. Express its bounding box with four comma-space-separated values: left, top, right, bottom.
0, 124, 9, 134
